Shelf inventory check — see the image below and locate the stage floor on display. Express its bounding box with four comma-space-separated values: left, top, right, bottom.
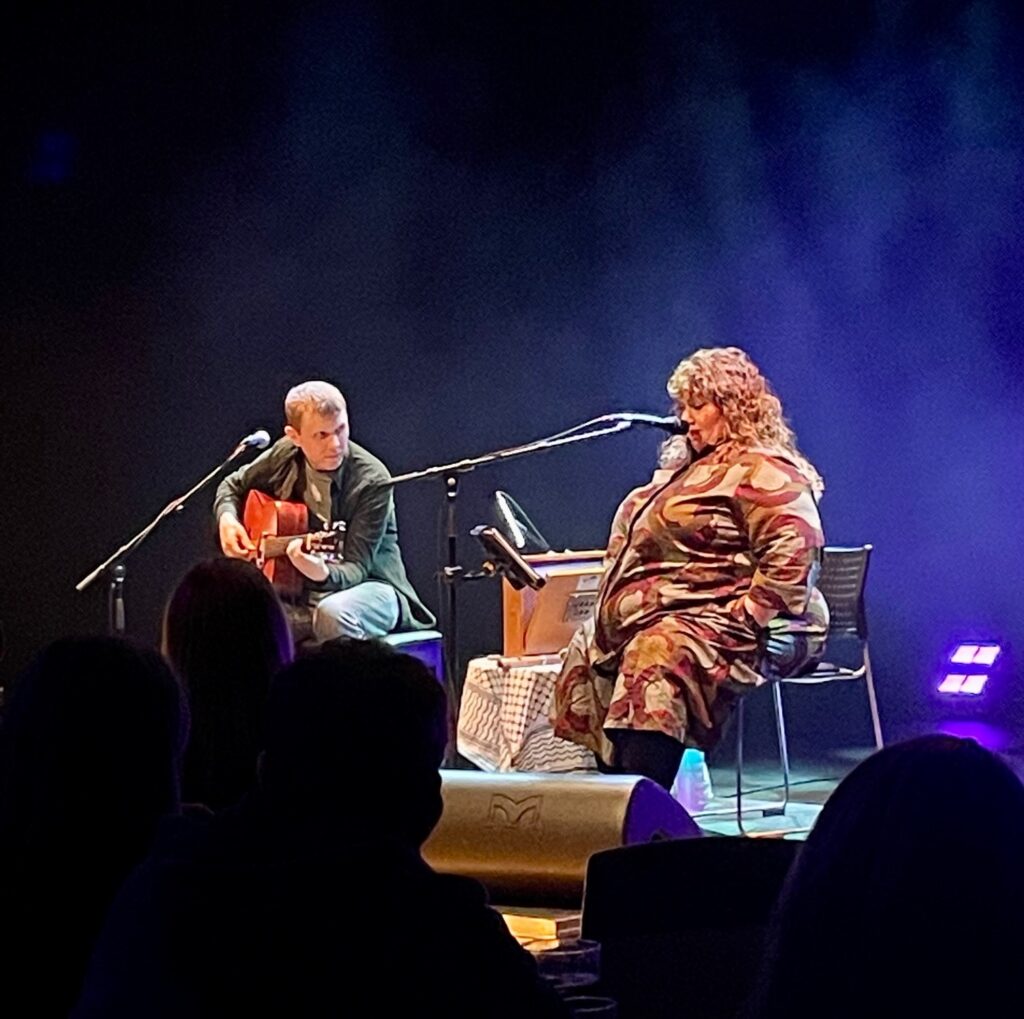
693, 753, 858, 838
698, 724, 1024, 837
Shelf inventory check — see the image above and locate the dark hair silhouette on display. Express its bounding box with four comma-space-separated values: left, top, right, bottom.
260, 638, 447, 845
69, 639, 568, 1019
0, 635, 187, 1017
163, 558, 293, 808
749, 735, 1024, 1018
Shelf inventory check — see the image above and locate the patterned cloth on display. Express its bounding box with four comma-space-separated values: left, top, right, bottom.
552, 441, 826, 764
459, 657, 596, 772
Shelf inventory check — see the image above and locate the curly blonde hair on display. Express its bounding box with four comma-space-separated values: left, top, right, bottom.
667, 346, 824, 494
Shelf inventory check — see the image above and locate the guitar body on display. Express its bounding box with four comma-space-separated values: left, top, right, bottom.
243, 490, 313, 599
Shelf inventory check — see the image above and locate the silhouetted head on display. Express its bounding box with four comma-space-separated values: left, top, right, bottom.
163, 558, 293, 808
0, 636, 187, 858
259, 640, 447, 846
751, 735, 1024, 1017
163, 558, 294, 688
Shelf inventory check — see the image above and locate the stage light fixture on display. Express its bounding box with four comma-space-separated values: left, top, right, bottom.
937, 642, 1002, 697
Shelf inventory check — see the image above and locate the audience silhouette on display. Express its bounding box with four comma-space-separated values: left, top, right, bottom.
74, 640, 567, 1017
0, 636, 187, 1018
163, 558, 293, 809
748, 734, 1024, 1018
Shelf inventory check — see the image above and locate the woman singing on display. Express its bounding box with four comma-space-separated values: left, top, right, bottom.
552, 347, 827, 789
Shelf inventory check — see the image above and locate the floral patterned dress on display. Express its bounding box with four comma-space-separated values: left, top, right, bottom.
551, 440, 825, 763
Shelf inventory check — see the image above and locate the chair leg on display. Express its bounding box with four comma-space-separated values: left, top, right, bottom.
771, 682, 791, 815
735, 697, 747, 835
863, 646, 884, 750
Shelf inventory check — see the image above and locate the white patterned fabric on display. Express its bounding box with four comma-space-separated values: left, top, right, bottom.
458, 656, 596, 773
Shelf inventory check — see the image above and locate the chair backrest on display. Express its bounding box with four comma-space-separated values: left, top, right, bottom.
581, 836, 800, 1019
818, 545, 872, 639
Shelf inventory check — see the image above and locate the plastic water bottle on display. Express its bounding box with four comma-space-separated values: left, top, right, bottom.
672, 748, 714, 812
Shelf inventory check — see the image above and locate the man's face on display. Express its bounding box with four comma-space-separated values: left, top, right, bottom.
285, 406, 350, 471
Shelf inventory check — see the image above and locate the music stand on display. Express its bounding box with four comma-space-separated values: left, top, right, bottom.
492, 490, 551, 553
470, 525, 547, 591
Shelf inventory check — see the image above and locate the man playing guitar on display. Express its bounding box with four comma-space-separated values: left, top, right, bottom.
214, 381, 435, 642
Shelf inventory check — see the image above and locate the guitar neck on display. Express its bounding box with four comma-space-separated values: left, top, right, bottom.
261, 535, 310, 560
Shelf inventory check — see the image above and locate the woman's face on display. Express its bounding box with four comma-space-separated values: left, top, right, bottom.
680, 399, 727, 451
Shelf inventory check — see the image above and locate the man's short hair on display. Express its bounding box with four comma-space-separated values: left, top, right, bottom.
284, 381, 346, 429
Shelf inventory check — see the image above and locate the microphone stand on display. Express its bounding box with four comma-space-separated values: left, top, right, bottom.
75, 439, 263, 635
389, 413, 662, 761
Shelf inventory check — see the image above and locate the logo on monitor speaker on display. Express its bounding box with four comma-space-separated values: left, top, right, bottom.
487, 793, 543, 829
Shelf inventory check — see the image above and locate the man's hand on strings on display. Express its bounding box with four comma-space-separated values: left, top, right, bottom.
219, 513, 256, 559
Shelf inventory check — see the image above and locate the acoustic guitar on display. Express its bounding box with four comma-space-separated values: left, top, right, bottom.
243, 490, 345, 598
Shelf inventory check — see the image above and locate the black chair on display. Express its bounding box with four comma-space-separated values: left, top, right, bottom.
581, 836, 801, 1019
735, 544, 883, 832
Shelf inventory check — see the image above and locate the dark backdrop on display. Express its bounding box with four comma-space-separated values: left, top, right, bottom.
3, 1, 1022, 751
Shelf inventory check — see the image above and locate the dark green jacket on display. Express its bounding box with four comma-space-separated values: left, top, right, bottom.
214, 438, 435, 631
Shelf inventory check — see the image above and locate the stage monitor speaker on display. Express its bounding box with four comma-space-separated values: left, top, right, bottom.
421, 771, 701, 907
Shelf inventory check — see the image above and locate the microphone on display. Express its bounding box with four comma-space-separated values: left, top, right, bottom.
616, 413, 689, 435
236, 429, 271, 451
